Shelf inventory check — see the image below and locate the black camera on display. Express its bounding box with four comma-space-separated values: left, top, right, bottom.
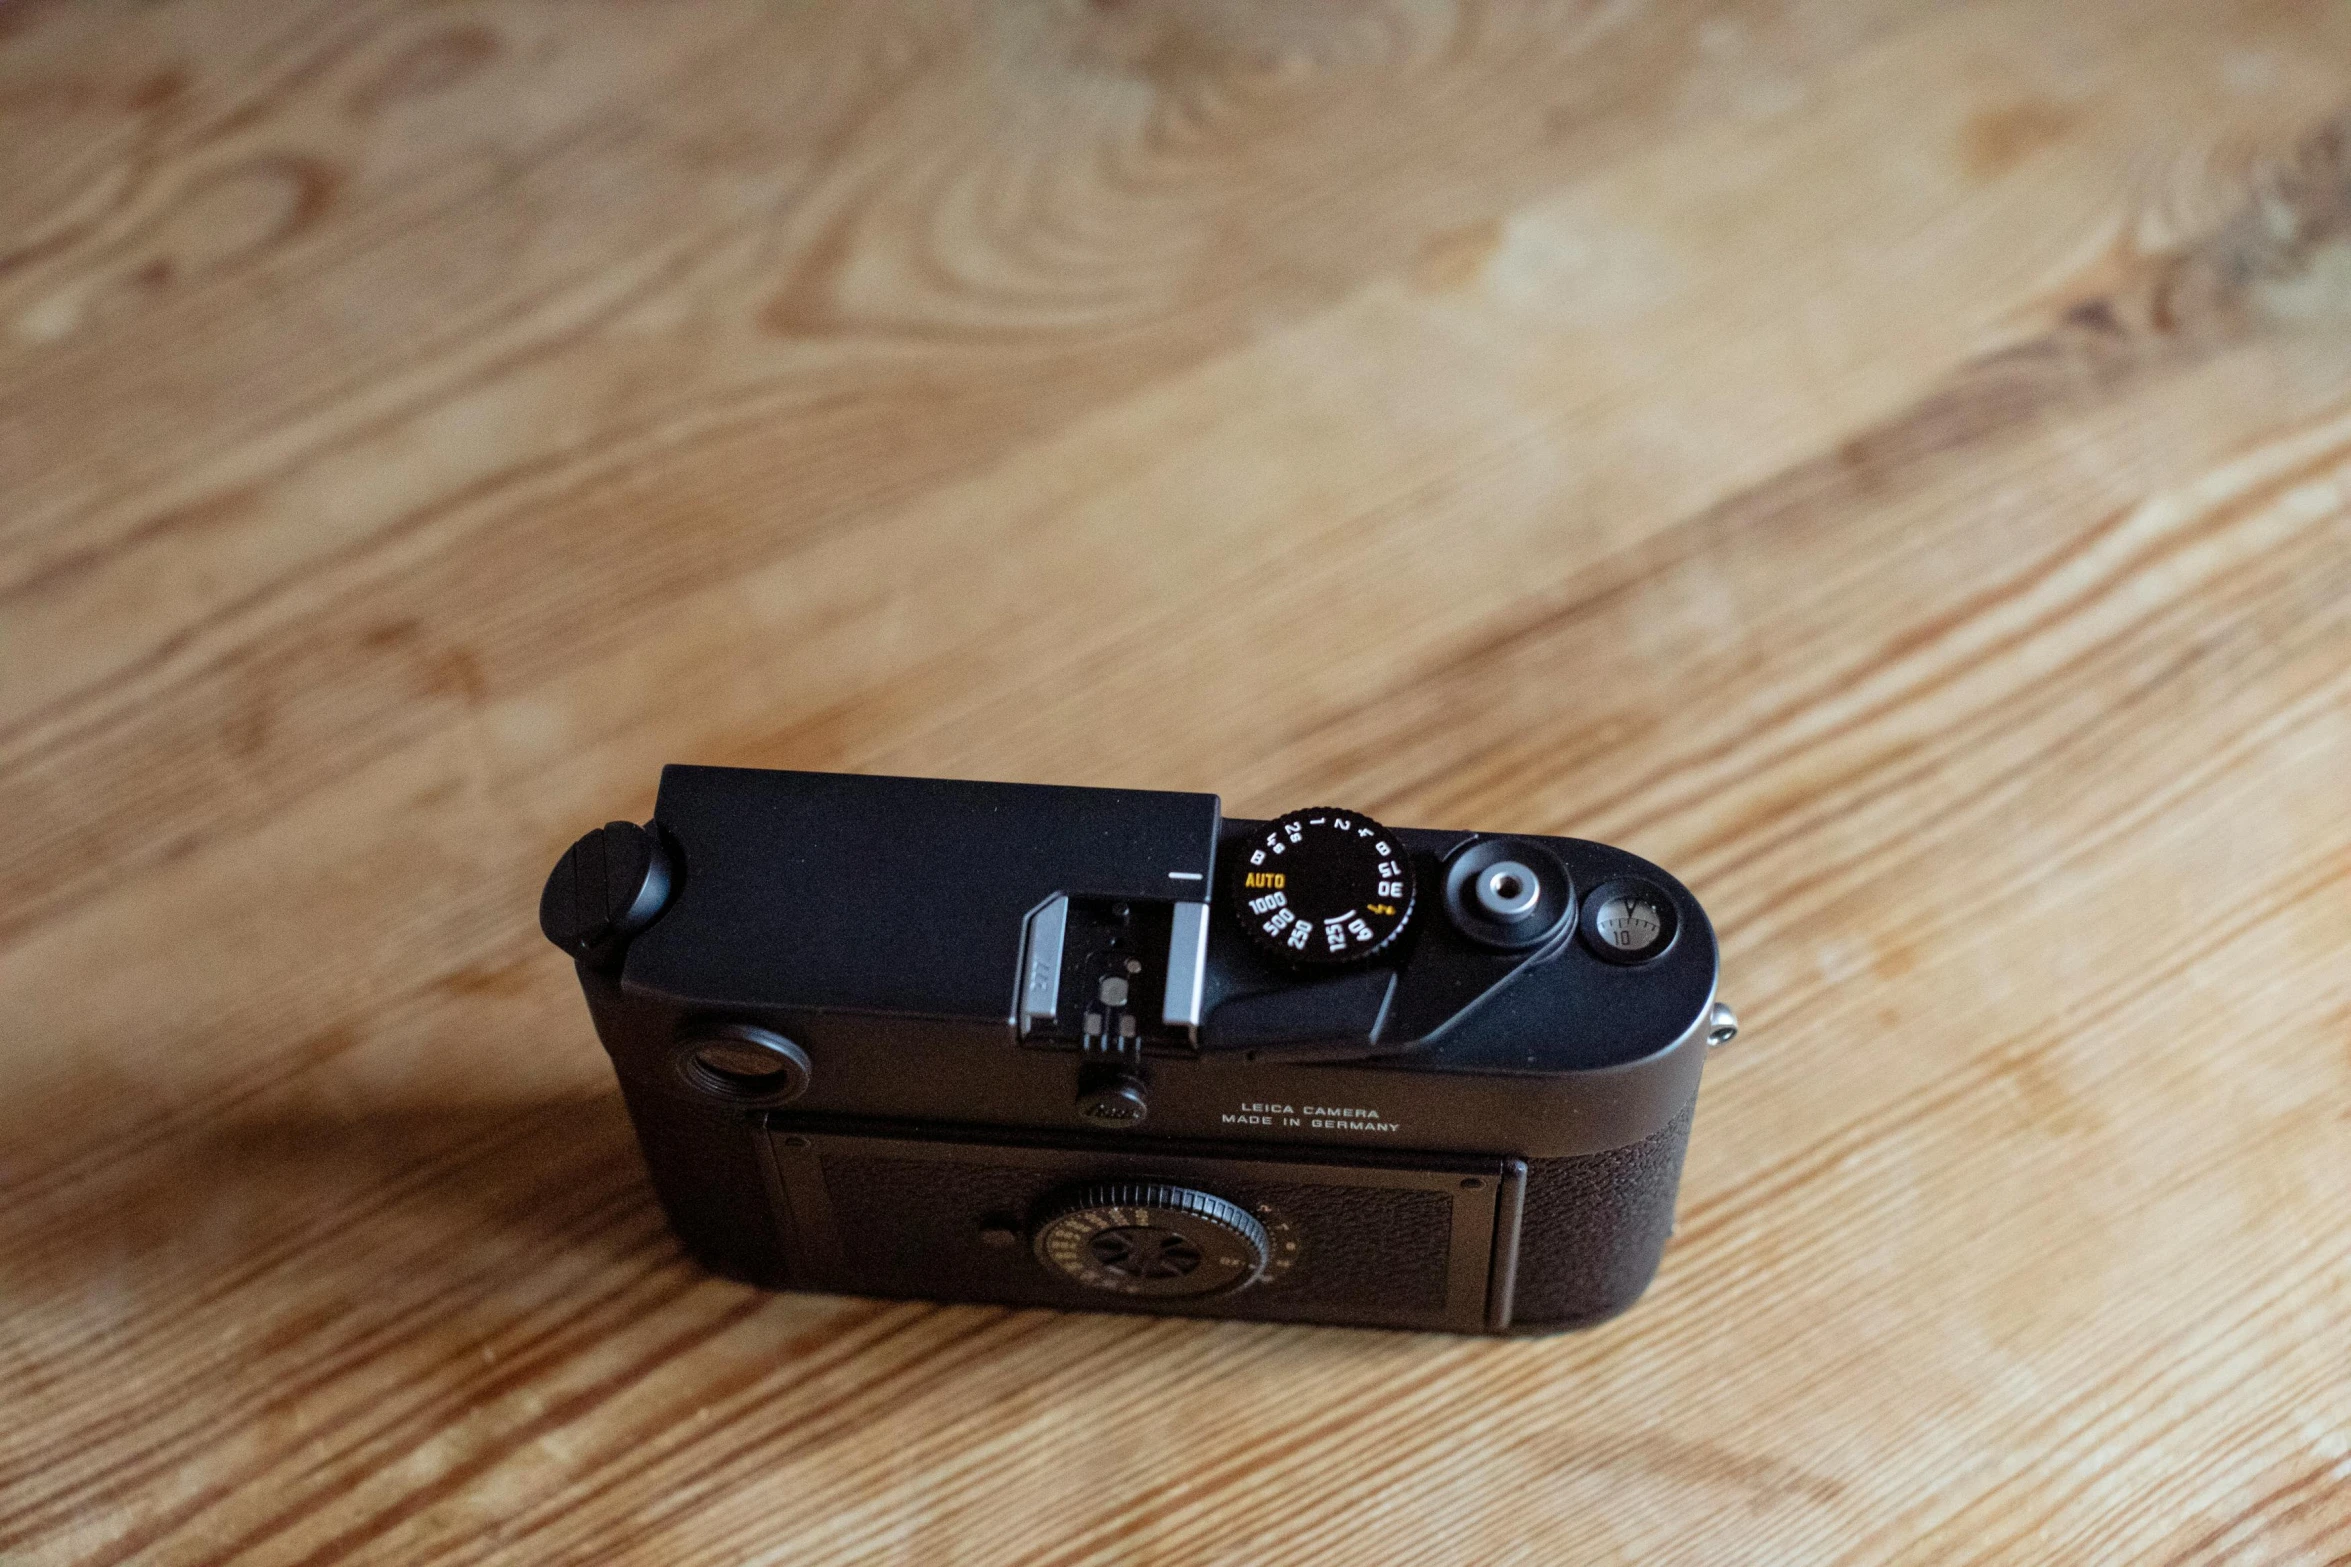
540, 767, 1732, 1334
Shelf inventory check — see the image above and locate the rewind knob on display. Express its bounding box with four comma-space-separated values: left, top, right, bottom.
1229, 808, 1416, 967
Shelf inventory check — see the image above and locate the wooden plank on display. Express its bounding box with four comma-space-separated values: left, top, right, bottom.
3, 1, 2348, 1563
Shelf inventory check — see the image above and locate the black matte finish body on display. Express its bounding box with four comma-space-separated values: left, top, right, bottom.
551, 766, 1723, 1335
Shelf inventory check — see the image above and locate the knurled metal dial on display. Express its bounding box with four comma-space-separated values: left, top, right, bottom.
1032, 1183, 1270, 1297
1230, 808, 1416, 967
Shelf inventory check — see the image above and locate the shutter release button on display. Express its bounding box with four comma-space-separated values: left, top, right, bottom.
1473, 861, 1543, 919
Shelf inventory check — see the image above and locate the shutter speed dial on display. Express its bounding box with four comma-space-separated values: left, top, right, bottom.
1231, 808, 1416, 967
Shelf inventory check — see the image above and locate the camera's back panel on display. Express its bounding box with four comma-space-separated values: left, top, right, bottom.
760, 1121, 1524, 1332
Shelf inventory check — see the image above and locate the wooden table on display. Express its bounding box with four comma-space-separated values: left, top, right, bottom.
6, 3, 2349, 1562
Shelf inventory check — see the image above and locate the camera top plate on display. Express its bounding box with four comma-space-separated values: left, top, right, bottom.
576, 768, 1720, 1157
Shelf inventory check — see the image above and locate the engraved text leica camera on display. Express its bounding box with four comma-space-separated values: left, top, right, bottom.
540, 767, 1733, 1334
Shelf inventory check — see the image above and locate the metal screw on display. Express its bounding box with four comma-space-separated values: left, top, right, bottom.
1706, 1001, 1739, 1048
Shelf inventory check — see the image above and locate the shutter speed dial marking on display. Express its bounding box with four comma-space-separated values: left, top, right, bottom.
1231, 808, 1416, 967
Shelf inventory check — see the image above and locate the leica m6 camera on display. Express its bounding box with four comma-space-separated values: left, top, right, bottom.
540, 767, 1733, 1334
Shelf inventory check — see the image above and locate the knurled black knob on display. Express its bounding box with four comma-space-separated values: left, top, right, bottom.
1032, 1183, 1270, 1297
1229, 807, 1416, 967
1075, 1071, 1150, 1128
539, 821, 673, 961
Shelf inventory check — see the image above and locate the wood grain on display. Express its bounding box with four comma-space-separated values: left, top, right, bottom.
4, 2, 2349, 1562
